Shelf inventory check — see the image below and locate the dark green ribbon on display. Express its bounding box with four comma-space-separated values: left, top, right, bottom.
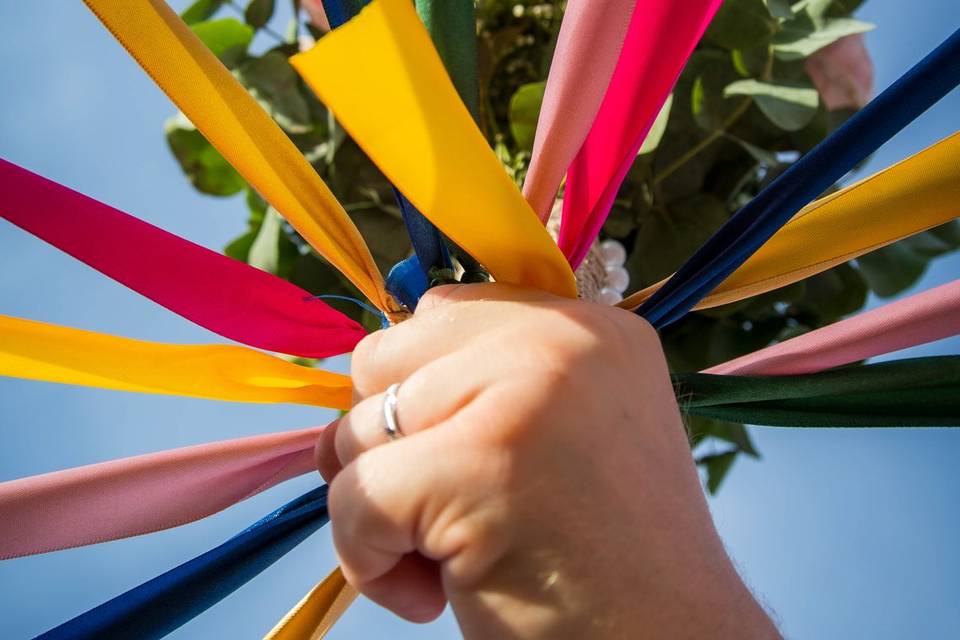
415, 0, 480, 120
674, 356, 960, 427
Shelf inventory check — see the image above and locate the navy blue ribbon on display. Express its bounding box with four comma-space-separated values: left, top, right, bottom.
638, 27, 960, 328
36, 486, 330, 640
322, 0, 450, 298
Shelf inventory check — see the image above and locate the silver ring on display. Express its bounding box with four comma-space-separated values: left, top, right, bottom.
382, 383, 404, 440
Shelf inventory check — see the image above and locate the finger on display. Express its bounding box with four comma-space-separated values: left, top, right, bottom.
351, 552, 446, 623
329, 427, 472, 598
351, 284, 559, 399
335, 350, 487, 468
314, 417, 342, 482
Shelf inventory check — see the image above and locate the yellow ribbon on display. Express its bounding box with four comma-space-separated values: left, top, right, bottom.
0, 315, 351, 409
265, 568, 358, 640
291, 0, 577, 299
621, 131, 960, 311
82, 0, 393, 312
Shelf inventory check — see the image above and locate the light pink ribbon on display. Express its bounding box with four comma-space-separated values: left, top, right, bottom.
706, 279, 960, 376
0, 158, 364, 358
0, 426, 325, 559
559, 0, 722, 267
522, 0, 635, 223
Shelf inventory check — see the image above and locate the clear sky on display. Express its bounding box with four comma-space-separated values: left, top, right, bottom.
0, 1, 958, 638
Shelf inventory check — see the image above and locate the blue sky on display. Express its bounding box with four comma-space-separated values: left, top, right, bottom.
0, 1, 958, 638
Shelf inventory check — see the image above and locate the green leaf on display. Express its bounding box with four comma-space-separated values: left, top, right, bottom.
236, 52, 313, 133
705, 0, 778, 50
724, 133, 779, 166
181, 0, 227, 25
190, 18, 254, 67
725, 78, 819, 131
857, 225, 960, 297
773, 17, 874, 60
699, 450, 739, 494
508, 81, 546, 151
765, 0, 793, 19
165, 113, 246, 196
249, 206, 283, 273
244, 0, 276, 29
638, 94, 674, 155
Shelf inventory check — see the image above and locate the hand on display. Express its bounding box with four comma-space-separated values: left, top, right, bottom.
317, 284, 779, 639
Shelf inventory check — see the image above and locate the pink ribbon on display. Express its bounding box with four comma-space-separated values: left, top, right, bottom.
0, 426, 324, 559
522, 0, 635, 223
706, 279, 960, 376
559, 0, 722, 267
0, 158, 364, 358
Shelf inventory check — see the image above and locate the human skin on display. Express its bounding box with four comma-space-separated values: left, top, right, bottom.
316, 284, 780, 639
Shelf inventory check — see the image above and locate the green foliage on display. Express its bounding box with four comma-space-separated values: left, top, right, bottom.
166, 0, 959, 492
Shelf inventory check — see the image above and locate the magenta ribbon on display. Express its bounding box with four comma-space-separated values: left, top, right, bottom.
522, 0, 635, 223
559, 0, 722, 267
0, 158, 364, 358
706, 280, 960, 376
0, 426, 324, 559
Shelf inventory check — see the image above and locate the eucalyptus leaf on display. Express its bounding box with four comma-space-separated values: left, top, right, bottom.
164, 113, 246, 196
639, 94, 674, 155
181, 0, 227, 25
190, 18, 254, 67
705, 0, 778, 50
248, 207, 283, 273
773, 17, 874, 60
857, 227, 958, 297
236, 52, 312, 133
699, 450, 739, 494
508, 81, 546, 151
244, 0, 276, 29
725, 78, 819, 130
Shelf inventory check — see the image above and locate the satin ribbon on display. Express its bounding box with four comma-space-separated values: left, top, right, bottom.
265, 569, 357, 640
0, 427, 324, 560
0, 315, 351, 409
322, 0, 452, 293
415, 0, 479, 120
291, 0, 577, 299
559, 0, 722, 266
706, 279, 960, 377
0, 159, 363, 359
82, 0, 393, 313
621, 131, 960, 311
676, 357, 960, 428
36, 487, 330, 640
522, 0, 635, 223
637, 27, 960, 328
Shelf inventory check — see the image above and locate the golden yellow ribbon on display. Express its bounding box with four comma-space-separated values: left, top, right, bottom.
265, 568, 358, 640
621, 131, 960, 311
0, 315, 351, 409
291, 0, 577, 298
82, 0, 393, 312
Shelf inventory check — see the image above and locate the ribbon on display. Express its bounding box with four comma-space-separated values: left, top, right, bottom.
559, 0, 722, 266
0, 427, 324, 560
82, 0, 393, 313
415, 0, 479, 121
265, 569, 357, 640
0, 315, 351, 409
637, 27, 960, 328
0, 159, 363, 358
621, 131, 960, 311
522, 0, 635, 223
325, 0, 451, 296
675, 357, 960, 428
291, 0, 577, 299
706, 280, 960, 377
36, 487, 330, 640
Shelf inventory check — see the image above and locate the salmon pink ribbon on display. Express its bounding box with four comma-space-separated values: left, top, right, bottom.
0, 159, 364, 358
0, 426, 324, 560
706, 279, 960, 377
522, 0, 635, 222
559, 0, 722, 267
